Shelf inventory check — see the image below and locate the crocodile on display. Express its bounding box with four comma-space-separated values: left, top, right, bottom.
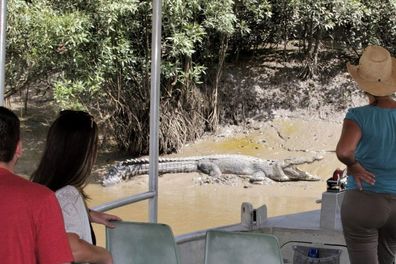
100, 154, 323, 186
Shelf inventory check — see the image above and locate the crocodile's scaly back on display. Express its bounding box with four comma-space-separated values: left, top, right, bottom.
100, 154, 323, 186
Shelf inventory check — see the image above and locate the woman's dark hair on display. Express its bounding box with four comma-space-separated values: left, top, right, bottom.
0, 107, 20, 162
31, 110, 98, 198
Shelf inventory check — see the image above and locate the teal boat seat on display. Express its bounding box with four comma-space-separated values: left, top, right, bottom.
204, 230, 284, 264
106, 221, 180, 264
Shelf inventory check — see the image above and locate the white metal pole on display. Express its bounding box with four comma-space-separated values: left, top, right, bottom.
148, 0, 162, 223
0, 0, 7, 106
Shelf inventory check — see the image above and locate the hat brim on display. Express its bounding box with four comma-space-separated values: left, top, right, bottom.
347, 58, 396, 96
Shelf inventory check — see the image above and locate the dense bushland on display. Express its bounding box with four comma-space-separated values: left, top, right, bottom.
5, 0, 396, 155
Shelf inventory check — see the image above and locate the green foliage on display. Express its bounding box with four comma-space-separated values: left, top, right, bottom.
202, 0, 236, 35
7, 0, 396, 154
53, 80, 87, 110
230, 0, 272, 51
6, 0, 90, 96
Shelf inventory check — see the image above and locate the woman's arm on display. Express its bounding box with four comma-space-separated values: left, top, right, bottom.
89, 210, 121, 228
336, 119, 361, 165
336, 119, 375, 189
67, 233, 113, 264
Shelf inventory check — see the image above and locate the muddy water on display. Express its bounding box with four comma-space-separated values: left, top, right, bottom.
83, 117, 345, 247
12, 103, 345, 248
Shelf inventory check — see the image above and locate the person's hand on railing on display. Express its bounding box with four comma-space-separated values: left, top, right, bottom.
89, 210, 122, 228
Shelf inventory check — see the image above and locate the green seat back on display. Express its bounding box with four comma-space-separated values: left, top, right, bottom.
204, 230, 283, 264
106, 221, 180, 264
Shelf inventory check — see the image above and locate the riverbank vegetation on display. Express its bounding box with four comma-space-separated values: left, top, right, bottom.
5, 0, 396, 155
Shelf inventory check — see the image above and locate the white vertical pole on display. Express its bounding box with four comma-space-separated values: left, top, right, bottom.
0, 0, 7, 106
148, 0, 162, 223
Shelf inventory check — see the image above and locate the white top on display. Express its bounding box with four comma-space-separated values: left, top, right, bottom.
55, 185, 92, 244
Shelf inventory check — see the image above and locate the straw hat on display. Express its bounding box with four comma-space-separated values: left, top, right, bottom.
347, 45, 396, 96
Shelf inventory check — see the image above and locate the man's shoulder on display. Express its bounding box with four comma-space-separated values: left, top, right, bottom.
4, 172, 55, 199
0, 171, 58, 215
24, 182, 55, 203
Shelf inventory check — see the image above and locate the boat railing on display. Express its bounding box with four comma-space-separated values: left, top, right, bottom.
92, 191, 156, 212
0, 0, 8, 106
92, 0, 162, 222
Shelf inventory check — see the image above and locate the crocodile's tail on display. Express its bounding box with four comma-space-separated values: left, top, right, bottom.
100, 160, 199, 187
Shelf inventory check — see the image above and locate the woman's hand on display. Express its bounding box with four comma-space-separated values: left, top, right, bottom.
347, 162, 375, 190
89, 210, 122, 228
68, 232, 113, 264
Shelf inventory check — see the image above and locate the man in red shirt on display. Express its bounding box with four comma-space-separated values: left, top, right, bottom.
0, 106, 73, 264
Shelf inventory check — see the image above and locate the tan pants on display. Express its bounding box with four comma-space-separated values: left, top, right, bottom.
341, 190, 396, 264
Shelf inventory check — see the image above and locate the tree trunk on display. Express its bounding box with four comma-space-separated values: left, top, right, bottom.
299, 15, 321, 80
207, 34, 228, 131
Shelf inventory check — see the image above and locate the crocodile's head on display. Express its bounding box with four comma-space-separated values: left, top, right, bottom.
100, 166, 123, 187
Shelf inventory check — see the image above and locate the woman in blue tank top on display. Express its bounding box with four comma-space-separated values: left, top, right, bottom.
337, 45, 396, 264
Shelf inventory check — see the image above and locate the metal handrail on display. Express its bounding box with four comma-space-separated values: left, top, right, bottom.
0, 0, 8, 106
92, 191, 156, 212
148, 0, 162, 223
92, 0, 162, 221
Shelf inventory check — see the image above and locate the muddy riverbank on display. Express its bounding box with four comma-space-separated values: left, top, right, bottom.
10, 98, 351, 247
10, 99, 347, 246
85, 114, 345, 246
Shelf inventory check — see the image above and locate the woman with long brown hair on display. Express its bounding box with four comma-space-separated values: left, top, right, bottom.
31, 110, 121, 264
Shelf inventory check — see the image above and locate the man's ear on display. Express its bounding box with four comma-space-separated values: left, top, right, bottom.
15, 140, 22, 159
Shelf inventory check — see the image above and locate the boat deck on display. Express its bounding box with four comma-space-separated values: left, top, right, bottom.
177, 192, 350, 264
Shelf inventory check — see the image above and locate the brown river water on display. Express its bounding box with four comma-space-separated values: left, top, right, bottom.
15, 108, 344, 247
